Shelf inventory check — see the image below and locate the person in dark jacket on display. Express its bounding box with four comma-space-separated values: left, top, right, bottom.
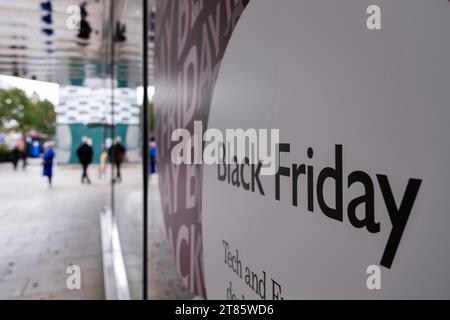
42, 142, 55, 187
10, 138, 27, 170
76, 136, 93, 184
108, 136, 126, 183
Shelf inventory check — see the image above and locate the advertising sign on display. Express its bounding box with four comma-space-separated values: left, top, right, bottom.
155, 0, 450, 299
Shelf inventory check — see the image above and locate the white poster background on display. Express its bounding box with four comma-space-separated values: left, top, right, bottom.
202, 0, 450, 299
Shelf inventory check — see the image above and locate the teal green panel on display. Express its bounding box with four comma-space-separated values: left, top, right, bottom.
69, 79, 84, 86
68, 124, 129, 164
118, 80, 128, 88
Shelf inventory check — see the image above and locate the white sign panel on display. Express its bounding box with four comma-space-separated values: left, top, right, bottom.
202, 0, 450, 299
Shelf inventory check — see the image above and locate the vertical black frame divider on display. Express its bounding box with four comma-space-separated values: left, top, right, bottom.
142, 0, 149, 301
109, 0, 116, 215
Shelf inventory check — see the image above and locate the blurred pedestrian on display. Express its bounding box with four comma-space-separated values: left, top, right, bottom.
17, 138, 27, 170
149, 136, 157, 175
10, 144, 20, 171
108, 136, 126, 183
76, 136, 93, 184
42, 142, 55, 187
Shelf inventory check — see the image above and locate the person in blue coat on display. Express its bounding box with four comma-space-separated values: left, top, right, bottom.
42, 142, 55, 187
148, 137, 157, 175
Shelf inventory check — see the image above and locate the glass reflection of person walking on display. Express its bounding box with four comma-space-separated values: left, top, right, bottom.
149, 137, 157, 175
77, 136, 93, 184
108, 136, 126, 183
99, 147, 108, 181
148, 137, 158, 186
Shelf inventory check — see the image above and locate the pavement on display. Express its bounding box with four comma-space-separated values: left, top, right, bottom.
0, 159, 106, 299
114, 165, 194, 300
0, 158, 193, 300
